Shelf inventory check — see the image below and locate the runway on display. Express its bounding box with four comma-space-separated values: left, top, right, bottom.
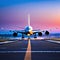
0, 39, 60, 60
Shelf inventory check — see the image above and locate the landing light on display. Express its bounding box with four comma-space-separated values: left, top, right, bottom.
27, 34, 30, 36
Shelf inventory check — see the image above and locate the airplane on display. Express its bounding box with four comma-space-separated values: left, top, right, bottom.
10, 14, 49, 38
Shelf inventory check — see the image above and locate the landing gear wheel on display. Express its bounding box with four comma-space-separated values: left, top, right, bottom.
22, 36, 24, 38
22, 34, 24, 39
34, 36, 37, 38
34, 34, 37, 38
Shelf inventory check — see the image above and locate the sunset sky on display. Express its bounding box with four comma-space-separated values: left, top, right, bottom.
0, 0, 60, 32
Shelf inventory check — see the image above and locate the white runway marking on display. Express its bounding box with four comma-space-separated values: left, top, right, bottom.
0, 41, 14, 44
0, 51, 60, 53
47, 40, 60, 44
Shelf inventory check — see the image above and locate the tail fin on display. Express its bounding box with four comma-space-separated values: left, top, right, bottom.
28, 14, 30, 26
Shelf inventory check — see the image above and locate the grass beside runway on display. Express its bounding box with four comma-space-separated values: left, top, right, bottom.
0, 39, 8, 42
51, 38, 60, 41
0, 37, 18, 42
0, 38, 13, 42
46, 38, 60, 41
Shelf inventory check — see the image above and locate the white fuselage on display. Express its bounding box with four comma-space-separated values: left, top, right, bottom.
25, 26, 33, 35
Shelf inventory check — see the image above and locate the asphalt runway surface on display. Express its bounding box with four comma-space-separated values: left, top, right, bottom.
0, 39, 60, 60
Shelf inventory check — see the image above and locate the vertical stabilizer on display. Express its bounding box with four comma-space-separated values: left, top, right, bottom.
28, 14, 30, 26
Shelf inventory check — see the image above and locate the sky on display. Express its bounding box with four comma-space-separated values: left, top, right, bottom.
0, 0, 60, 32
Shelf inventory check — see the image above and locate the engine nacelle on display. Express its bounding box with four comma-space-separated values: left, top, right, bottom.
38, 32, 42, 36
13, 32, 18, 37
45, 31, 49, 35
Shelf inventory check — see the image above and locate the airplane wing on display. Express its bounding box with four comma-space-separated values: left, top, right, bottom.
10, 30, 25, 33
32, 30, 46, 33
10, 29, 49, 35
32, 29, 50, 36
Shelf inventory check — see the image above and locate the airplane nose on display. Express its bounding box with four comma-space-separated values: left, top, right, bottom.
27, 31, 33, 36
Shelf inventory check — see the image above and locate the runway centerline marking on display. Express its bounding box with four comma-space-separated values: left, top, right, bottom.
24, 39, 31, 60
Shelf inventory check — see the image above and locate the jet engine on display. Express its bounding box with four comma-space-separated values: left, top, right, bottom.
13, 32, 18, 37
45, 31, 49, 35
38, 32, 42, 36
